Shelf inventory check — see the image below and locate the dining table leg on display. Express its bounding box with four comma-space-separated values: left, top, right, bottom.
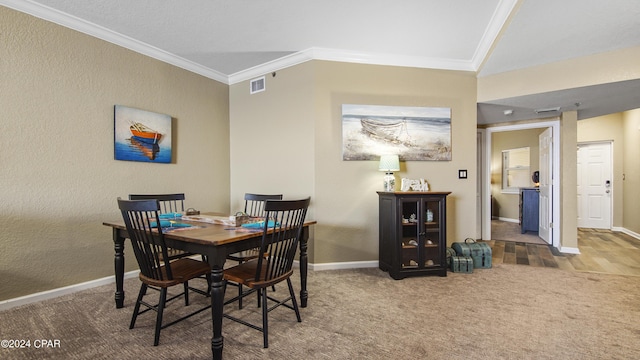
112, 228, 126, 309
299, 226, 309, 308
208, 261, 225, 360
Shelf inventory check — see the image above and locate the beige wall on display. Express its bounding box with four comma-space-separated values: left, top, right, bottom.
623, 109, 640, 234
478, 46, 640, 102
560, 111, 578, 250
576, 113, 625, 228
479, 47, 640, 250
0, 7, 230, 301
231, 61, 478, 264
3, 4, 639, 302
228, 64, 317, 256
491, 128, 544, 220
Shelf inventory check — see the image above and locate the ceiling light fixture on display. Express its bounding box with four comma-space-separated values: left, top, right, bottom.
503, 109, 513, 115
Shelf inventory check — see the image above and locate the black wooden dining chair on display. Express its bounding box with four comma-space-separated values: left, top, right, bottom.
223, 197, 310, 348
118, 198, 211, 346
227, 193, 283, 309
129, 193, 186, 213
129, 193, 191, 261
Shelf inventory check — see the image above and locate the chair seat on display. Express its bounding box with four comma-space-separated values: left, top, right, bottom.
140, 258, 211, 288
223, 260, 293, 289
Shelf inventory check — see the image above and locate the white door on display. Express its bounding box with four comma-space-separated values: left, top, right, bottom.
577, 142, 612, 229
538, 128, 552, 244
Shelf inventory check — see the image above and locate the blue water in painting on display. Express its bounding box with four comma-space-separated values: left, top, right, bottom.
115, 139, 172, 163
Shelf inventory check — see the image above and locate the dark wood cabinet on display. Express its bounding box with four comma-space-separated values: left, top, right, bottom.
519, 188, 539, 234
377, 191, 450, 279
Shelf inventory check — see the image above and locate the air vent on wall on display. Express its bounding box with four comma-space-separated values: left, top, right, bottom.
250, 76, 265, 94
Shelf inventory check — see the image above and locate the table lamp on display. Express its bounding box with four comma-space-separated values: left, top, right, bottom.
379, 154, 400, 191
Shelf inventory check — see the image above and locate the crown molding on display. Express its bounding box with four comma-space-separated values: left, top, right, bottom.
472, 0, 520, 71
3, 0, 517, 86
227, 50, 314, 85
227, 47, 477, 85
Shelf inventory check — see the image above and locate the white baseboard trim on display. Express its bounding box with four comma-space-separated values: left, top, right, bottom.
308, 260, 378, 271
0, 270, 140, 312
498, 217, 519, 223
0, 260, 381, 312
559, 246, 581, 254
617, 227, 640, 240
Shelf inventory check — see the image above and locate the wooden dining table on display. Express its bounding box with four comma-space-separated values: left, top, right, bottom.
103, 215, 316, 360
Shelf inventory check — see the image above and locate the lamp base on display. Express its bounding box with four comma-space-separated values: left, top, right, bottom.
383, 172, 395, 192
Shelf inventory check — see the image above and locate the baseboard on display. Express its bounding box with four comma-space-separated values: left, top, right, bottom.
308, 260, 378, 271
1, 260, 382, 312
497, 217, 519, 223
0, 270, 140, 312
559, 246, 581, 254
616, 227, 640, 240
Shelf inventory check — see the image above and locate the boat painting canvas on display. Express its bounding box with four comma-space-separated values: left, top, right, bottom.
342, 104, 451, 161
114, 105, 172, 163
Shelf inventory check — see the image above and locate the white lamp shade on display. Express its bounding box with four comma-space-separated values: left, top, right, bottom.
379, 154, 400, 171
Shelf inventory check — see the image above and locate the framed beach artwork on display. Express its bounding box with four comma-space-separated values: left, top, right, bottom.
342, 104, 452, 161
114, 105, 172, 163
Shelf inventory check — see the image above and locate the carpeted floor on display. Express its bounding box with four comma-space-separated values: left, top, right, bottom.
1, 264, 639, 359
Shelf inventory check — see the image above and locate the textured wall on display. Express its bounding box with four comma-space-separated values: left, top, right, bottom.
0, 7, 230, 301
622, 109, 640, 234
231, 60, 478, 264
477, 46, 640, 102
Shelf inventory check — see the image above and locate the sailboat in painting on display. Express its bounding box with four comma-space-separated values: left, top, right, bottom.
129, 122, 163, 144
360, 118, 410, 144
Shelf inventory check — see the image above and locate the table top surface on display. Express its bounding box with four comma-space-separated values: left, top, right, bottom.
103, 214, 316, 246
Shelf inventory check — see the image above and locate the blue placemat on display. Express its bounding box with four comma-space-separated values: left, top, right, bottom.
150, 220, 192, 228
158, 212, 183, 219
241, 220, 278, 229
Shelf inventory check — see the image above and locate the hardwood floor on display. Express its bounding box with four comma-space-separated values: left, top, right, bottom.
484, 228, 640, 276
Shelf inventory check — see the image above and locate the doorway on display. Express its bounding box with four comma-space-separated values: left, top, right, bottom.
577, 141, 613, 229
481, 120, 561, 248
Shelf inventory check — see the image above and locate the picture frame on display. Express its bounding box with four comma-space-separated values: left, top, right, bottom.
341, 104, 451, 161
114, 105, 172, 163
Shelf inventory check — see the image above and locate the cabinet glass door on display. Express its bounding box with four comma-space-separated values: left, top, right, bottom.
422, 198, 441, 268
400, 199, 420, 269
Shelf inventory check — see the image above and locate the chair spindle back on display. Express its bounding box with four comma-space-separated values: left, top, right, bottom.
255, 198, 310, 283
243, 193, 283, 217
118, 198, 173, 281
129, 193, 185, 214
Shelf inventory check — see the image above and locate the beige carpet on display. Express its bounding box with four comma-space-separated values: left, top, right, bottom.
1, 264, 639, 359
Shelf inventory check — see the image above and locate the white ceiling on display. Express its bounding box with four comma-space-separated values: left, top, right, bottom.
3, 0, 640, 123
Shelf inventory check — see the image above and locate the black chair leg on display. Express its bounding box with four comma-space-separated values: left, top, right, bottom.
287, 278, 301, 322
130, 283, 147, 329
154, 288, 167, 346
262, 288, 269, 348
238, 283, 244, 309
183, 281, 189, 306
